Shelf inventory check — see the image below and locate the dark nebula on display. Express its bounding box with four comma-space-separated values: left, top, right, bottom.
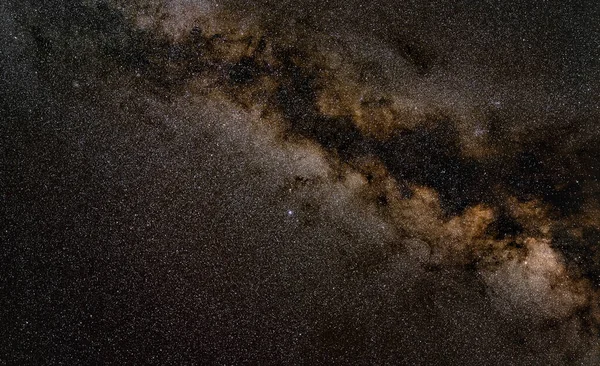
2, 0, 600, 364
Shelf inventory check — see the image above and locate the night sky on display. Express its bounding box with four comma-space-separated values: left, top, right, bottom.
2, 0, 600, 364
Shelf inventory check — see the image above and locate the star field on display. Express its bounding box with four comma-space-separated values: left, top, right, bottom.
2, 0, 600, 364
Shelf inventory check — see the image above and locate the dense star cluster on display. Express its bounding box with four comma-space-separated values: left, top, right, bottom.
2, 0, 600, 364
